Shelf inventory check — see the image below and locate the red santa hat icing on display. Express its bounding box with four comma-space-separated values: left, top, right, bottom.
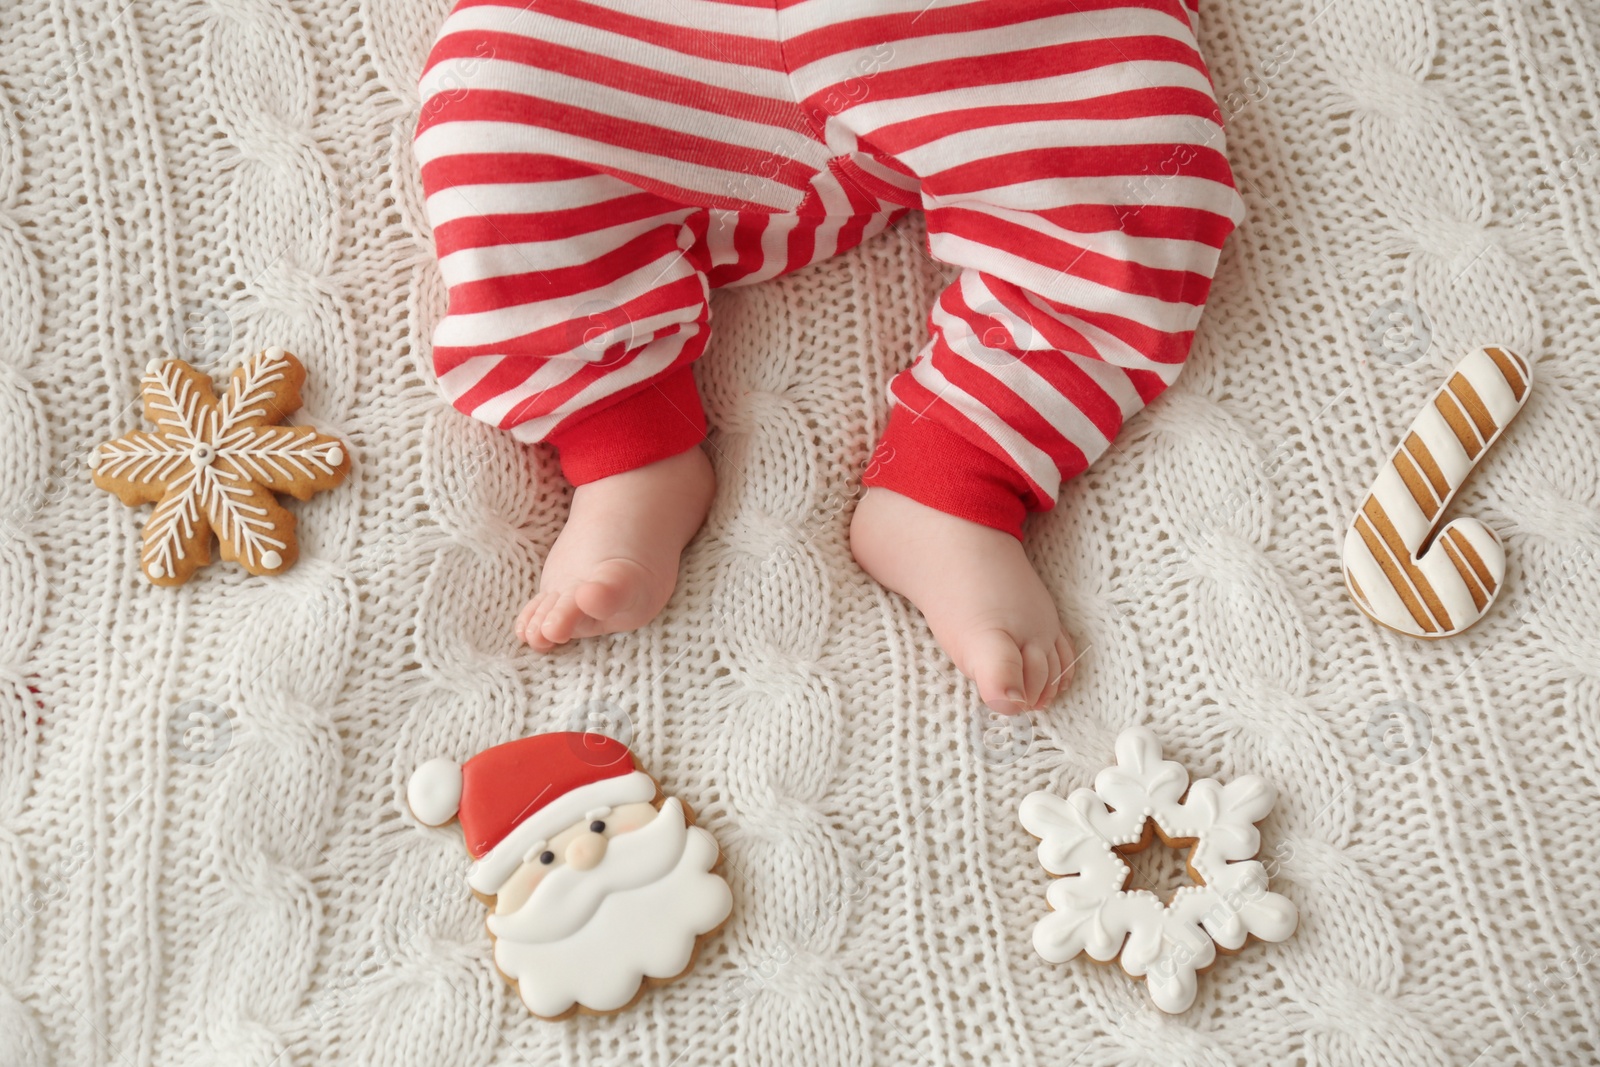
407, 733, 657, 895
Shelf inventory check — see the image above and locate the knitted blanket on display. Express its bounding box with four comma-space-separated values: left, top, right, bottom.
3, 1, 1598, 1064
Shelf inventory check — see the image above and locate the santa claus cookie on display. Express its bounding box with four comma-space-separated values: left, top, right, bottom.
407, 733, 732, 1019
1018, 727, 1297, 1013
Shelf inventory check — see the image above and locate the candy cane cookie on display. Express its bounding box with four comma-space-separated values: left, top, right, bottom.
1342, 345, 1532, 638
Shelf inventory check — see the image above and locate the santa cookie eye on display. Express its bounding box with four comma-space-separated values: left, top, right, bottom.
589, 820, 607, 834
538, 850, 555, 865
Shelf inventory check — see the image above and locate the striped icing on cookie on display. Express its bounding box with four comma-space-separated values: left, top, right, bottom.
1342, 346, 1532, 638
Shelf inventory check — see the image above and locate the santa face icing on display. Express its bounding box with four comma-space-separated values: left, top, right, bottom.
1018, 726, 1297, 1014
491, 801, 662, 918
407, 733, 733, 1018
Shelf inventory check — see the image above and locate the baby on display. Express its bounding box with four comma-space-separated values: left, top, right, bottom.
413, 0, 1243, 715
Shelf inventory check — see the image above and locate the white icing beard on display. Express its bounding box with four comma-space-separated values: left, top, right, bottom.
489, 798, 687, 944
488, 797, 733, 1017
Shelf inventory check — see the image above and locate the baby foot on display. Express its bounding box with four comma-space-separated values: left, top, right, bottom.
849, 487, 1077, 715
518, 446, 715, 651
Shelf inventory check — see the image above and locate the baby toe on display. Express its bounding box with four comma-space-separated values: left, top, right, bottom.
1021, 640, 1050, 709
1038, 642, 1064, 708
515, 597, 540, 643
522, 594, 560, 652
1055, 632, 1080, 690
538, 591, 586, 646
966, 628, 1029, 716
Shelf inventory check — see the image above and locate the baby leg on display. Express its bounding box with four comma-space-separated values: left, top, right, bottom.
422, 158, 721, 648
416, 102, 726, 644
814, 2, 1244, 710
414, 0, 851, 649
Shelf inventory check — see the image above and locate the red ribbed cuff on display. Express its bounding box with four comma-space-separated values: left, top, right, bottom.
547, 365, 707, 485
862, 405, 1032, 540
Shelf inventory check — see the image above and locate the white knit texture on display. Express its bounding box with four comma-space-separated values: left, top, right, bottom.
2, 1, 1598, 1064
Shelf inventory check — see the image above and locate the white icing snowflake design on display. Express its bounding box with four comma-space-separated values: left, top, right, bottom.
1018, 726, 1297, 1013
89, 347, 349, 585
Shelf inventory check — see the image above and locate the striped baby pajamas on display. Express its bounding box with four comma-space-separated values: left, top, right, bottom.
414, 0, 1245, 538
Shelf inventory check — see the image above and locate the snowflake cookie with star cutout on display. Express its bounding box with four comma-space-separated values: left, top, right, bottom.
89, 347, 349, 585
1018, 726, 1297, 1013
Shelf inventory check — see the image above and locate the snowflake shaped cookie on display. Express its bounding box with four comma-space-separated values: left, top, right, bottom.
1018, 726, 1297, 1013
89, 348, 349, 586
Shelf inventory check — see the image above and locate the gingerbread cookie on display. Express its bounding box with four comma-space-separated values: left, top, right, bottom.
407, 733, 733, 1019
88, 348, 349, 585
1343, 345, 1532, 637
1018, 727, 1296, 1013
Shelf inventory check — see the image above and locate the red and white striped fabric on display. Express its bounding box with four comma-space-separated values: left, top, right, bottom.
414, 0, 1244, 537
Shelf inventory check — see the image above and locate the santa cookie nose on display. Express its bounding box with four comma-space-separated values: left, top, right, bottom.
565, 832, 607, 870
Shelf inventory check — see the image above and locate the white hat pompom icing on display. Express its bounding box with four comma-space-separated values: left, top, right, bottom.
1018, 726, 1297, 1014
407, 757, 463, 826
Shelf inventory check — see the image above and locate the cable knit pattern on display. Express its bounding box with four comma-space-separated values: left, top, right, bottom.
0, 68, 48, 1065
3, 0, 1600, 1064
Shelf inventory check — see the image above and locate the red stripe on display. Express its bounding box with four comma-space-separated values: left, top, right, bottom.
829, 158, 901, 253
1098, 203, 1236, 247
507, 324, 707, 427
433, 273, 706, 372
438, 0, 787, 72
781, 0, 1189, 66
783, 186, 822, 277
417, 91, 817, 194
424, 150, 776, 222
439, 222, 684, 316
805, 36, 1210, 108
432, 191, 673, 257
923, 142, 1237, 198
974, 286, 1098, 368
1027, 200, 1235, 248
926, 334, 1092, 482
707, 211, 776, 286
1021, 284, 1199, 364
1075, 311, 1192, 365
455, 343, 636, 422
966, 279, 1128, 441
928, 205, 1217, 303
424, 30, 797, 129
1126, 368, 1169, 403
420, 152, 594, 196
861, 89, 1225, 156
826, 153, 921, 211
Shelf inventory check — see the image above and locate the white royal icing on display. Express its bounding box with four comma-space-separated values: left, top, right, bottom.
1018, 726, 1297, 1014
407, 757, 462, 826
492, 800, 732, 1017
488, 797, 689, 944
